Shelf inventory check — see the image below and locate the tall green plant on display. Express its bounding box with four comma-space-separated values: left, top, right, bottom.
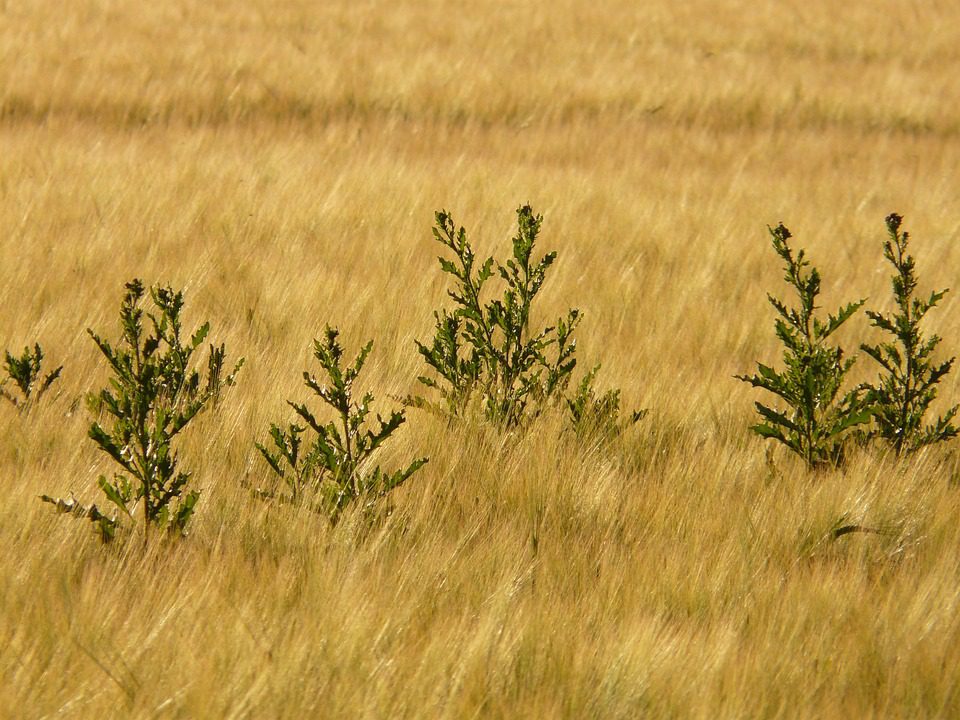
0, 343, 62, 412
42, 280, 243, 541
412, 205, 631, 430
860, 213, 957, 454
737, 223, 872, 468
257, 326, 426, 522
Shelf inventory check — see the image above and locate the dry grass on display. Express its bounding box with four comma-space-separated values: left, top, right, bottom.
3, 0, 960, 717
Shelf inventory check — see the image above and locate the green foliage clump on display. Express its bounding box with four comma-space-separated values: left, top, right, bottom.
412, 205, 635, 432
737, 223, 872, 468
566, 364, 646, 441
860, 213, 957, 455
0, 343, 62, 412
257, 326, 426, 522
41, 280, 243, 542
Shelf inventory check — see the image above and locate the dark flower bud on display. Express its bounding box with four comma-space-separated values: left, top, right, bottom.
772, 223, 792, 241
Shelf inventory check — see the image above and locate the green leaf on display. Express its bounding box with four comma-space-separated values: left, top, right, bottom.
97, 475, 134, 517
754, 403, 799, 433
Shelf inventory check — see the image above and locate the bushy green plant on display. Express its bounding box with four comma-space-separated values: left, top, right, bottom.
256, 326, 426, 522
0, 343, 62, 412
41, 280, 243, 542
860, 213, 957, 454
737, 223, 872, 468
411, 205, 633, 431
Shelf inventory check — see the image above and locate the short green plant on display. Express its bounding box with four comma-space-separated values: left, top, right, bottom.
737, 223, 873, 469
566, 364, 646, 440
412, 205, 629, 430
256, 326, 426, 522
0, 343, 62, 412
860, 213, 957, 455
256, 422, 314, 505
42, 280, 243, 542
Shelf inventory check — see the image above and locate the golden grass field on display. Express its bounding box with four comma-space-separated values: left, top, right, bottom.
3, 0, 960, 717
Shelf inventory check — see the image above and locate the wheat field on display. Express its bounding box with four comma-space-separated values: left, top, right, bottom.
3, 0, 960, 717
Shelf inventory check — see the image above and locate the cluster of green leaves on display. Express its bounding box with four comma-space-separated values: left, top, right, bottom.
737, 223, 872, 469
257, 327, 426, 522
860, 213, 958, 455
0, 343, 62, 412
566, 364, 646, 441
411, 205, 636, 432
41, 280, 243, 542
740, 215, 958, 468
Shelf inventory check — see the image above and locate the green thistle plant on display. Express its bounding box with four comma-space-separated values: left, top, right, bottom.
0, 343, 62, 412
860, 213, 957, 455
412, 205, 637, 431
566, 364, 646, 441
256, 326, 426, 523
41, 279, 243, 542
737, 223, 872, 469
